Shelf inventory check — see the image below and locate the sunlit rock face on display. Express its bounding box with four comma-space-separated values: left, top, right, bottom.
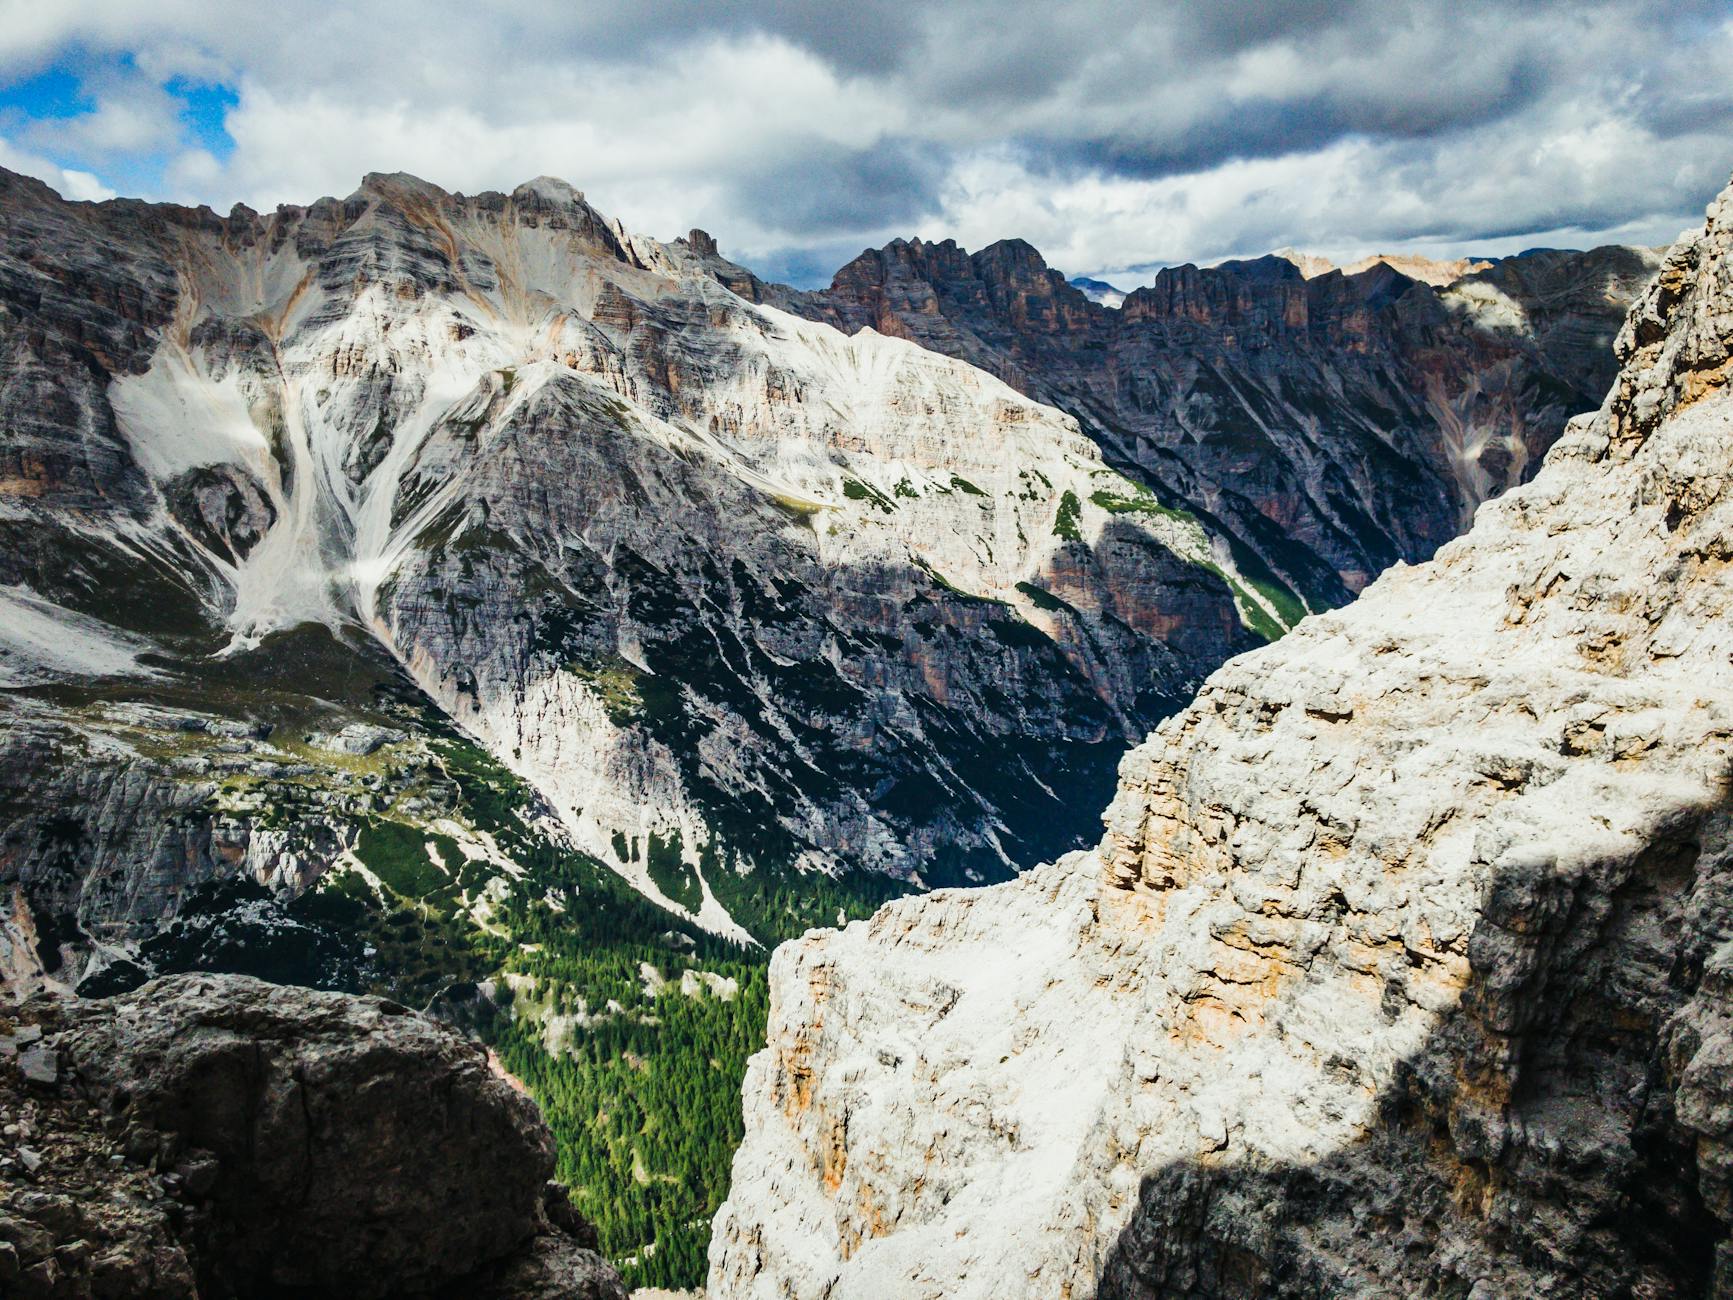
760, 231, 1660, 609
0, 167, 1268, 947
709, 180, 1733, 1298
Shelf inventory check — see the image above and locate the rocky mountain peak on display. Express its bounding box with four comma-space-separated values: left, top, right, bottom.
710, 172, 1733, 1298
512, 174, 588, 207
356, 169, 453, 200
1272, 246, 1497, 286
0, 159, 1267, 967
787, 221, 1662, 605
1607, 190, 1733, 447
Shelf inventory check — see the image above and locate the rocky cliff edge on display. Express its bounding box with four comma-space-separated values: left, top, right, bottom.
0, 973, 627, 1299
708, 178, 1733, 1298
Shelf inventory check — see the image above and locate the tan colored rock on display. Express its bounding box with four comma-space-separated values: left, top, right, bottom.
709, 177, 1733, 1298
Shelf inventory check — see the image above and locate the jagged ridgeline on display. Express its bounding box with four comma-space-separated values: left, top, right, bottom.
0, 162, 1659, 1288
758, 231, 1661, 605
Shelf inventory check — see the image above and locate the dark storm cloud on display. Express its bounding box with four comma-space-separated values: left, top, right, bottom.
2, 0, 1730, 277
730, 138, 946, 237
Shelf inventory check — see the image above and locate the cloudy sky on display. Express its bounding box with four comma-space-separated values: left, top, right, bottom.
1, 0, 1730, 286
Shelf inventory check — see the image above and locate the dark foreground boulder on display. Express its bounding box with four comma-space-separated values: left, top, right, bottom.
0, 973, 626, 1299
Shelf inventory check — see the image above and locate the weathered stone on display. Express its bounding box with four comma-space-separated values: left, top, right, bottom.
4, 974, 626, 1299
16, 1045, 54, 1087
709, 175, 1733, 1298
452, 1231, 630, 1300
47, 974, 545, 1295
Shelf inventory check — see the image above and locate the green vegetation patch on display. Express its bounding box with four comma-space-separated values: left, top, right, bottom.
1233, 591, 1286, 643
644, 829, 702, 913
1089, 485, 1194, 523
354, 820, 465, 905
1052, 489, 1084, 541
1015, 580, 1072, 614
841, 477, 896, 514
566, 656, 648, 725
1243, 573, 1307, 629
495, 959, 767, 1288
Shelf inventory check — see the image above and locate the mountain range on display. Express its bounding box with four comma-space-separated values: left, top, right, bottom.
713, 170, 1733, 1300
0, 162, 1673, 1288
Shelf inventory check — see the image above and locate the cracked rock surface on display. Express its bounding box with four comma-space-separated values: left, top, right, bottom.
708, 180, 1733, 1300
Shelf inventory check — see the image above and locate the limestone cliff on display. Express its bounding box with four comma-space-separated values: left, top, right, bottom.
708, 181, 1733, 1298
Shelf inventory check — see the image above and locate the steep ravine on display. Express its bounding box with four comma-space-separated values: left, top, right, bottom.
708, 183, 1733, 1298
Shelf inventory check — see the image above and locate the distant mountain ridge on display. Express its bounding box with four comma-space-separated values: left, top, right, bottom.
1067, 275, 1126, 308
734, 232, 1660, 607
0, 165, 1260, 977
1268, 246, 1495, 285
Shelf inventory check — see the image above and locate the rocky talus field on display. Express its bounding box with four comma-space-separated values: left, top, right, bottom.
709, 182, 1733, 1298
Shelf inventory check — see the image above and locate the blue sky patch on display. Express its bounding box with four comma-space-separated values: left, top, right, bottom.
0, 66, 94, 121
168, 77, 238, 159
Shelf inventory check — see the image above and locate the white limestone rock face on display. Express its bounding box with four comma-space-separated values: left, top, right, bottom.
709, 180, 1733, 1297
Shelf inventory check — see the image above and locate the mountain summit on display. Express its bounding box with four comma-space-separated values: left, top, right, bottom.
0, 164, 1263, 974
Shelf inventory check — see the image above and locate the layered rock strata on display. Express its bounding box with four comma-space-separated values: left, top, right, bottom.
0, 167, 1261, 958
709, 182, 1733, 1298
764, 230, 1660, 607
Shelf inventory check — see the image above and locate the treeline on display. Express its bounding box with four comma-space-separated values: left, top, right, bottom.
493, 959, 768, 1287
325, 728, 910, 1288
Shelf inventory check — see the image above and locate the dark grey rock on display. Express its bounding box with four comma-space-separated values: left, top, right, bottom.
16, 1046, 55, 1088
41, 973, 624, 1299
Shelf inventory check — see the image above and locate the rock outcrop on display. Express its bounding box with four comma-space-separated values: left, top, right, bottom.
0, 973, 626, 1299
768, 231, 1659, 608
708, 183, 1733, 1297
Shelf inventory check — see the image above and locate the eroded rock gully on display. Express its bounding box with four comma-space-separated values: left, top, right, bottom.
708, 181, 1733, 1298
0, 164, 1262, 962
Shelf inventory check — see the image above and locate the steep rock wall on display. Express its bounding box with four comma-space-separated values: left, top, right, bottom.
765, 231, 1659, 607
709, 181, 1733, 1298
0, 167, 1259, 953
